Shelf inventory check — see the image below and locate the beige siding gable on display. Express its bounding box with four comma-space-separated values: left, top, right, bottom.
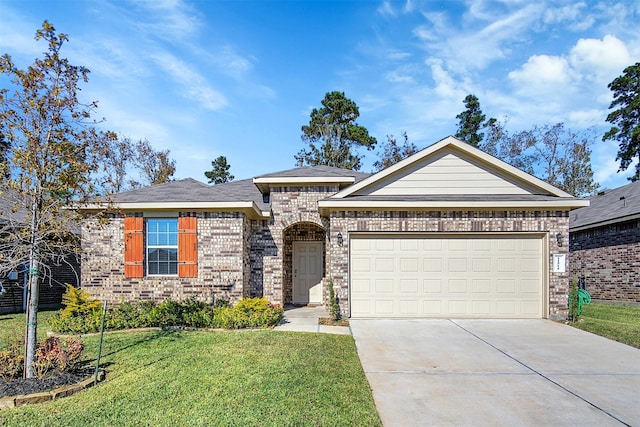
355, 147, 540, 196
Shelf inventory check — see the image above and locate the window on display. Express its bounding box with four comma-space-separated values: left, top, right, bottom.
124, 215, 197, 278
146, 219, 178, 275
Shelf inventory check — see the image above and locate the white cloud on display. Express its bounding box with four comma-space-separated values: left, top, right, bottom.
543, 2, 594, 30
377, 1, 396, 17
386, 49, 412, 61
386, 70, 415, 84
508, 55, 572, 95
569, 35, 631, 84
567, 109, 605, 128
131, 0, 203, 40
151, 52, 227, 111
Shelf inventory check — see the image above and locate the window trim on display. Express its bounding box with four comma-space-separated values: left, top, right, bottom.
145, 218, 179, 277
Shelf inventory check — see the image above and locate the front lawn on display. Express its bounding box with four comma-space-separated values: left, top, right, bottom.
570, 303, 640, 349
0, 312, 381, 426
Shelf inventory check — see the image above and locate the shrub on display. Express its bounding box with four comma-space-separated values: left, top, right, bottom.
568, 277, 579, 322
32, 336, 85, 379
60, 284, 102, 319
50, 309, 102, 334
0, 334, 24, 381
213, 298, 283, 329
49, 294, 283, 333
235, 297, 271, 314
328, 280, 340, 321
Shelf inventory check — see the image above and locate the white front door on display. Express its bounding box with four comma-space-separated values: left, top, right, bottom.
293, 241, 323, 304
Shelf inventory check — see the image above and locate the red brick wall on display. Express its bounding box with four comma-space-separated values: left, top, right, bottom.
569, 219, 640, 303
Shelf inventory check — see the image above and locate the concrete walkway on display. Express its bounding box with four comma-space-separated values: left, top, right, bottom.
273, 305, 351, 335
351, 319, 640, 426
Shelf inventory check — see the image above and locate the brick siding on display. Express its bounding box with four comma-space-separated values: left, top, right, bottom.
569, 219, 640, 303
81, 212, 249, 305
251, 186, 335, 306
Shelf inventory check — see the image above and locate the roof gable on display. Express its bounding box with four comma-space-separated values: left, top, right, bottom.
333, 136, 574, 199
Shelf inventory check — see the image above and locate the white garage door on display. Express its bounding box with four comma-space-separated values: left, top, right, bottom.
350, 234, 545, 318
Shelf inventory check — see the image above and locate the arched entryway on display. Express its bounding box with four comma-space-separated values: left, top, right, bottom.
283, 222, 326, 305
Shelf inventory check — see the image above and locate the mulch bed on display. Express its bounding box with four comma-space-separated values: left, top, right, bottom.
0, 367, 95, 398
318, 317, 350, 327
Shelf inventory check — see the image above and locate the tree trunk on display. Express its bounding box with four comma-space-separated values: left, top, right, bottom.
24, 253, 40, 378
24, 192, 41, 379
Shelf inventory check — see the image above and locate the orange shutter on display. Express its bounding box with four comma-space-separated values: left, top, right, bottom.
178, 216, 198, 277
124, 217, 144, 278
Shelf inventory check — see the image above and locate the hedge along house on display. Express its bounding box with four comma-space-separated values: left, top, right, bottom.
569, 181, 640, 304
80, 137, 588, 320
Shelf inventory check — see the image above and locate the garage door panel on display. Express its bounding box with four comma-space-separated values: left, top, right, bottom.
400, 279, 418, 293
448, 300, 468, 315
350, 235, 544, 318
448, 258, 468, 272
472, 300, 492, 315
375, 300, 394, 314
424, 279, 442, 293
400, 257, 419, 272
399, 300, 418, 315
448, 279, 468, 293
423, 300, 442, 315
375, 258, 394, 272
472, 258, 491, 272
351, 257, 370, 272
375, 278, 394, 293
472, 279, 491, 293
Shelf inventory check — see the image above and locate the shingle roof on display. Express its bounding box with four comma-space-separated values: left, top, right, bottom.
569, 180, 640, 230
254, 165, 370, 182
103, 166, 369, 212
110, 178, 267, 210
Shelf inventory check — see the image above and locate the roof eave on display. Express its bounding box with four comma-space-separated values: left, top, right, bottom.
570, 212, 640, 232
79, 201, 267, 220
252, 176, 356, 193
318, 199, 589, 216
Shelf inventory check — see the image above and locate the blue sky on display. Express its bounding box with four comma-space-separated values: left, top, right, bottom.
1, 0, 639, 190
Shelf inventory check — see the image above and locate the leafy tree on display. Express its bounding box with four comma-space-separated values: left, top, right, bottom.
205, 155, 234, 184
482, 121, 599, 197
0, 21, 117, 377
603, 62, 640, 181
373, 132, 419, 171
455, 94, 492, 147
99, 136, 134, 194
130, 139, 176, 187
295, 91, 377, 170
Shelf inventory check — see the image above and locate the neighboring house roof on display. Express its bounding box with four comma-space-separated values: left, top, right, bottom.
570, 180, 640, 231
319, 136, 588, 214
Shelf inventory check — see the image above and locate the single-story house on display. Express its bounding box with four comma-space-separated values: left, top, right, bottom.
80, 136, 588, 320
569, 180, 640, 303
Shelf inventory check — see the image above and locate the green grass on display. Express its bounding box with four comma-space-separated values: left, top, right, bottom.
570, 303, 640, 349
0, 310, 58, 349
0, 312, 382, 427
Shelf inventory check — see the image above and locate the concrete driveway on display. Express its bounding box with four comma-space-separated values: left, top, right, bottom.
350, 319, 640, 426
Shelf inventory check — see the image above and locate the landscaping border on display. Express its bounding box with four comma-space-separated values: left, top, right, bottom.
0, 370, 105, 410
